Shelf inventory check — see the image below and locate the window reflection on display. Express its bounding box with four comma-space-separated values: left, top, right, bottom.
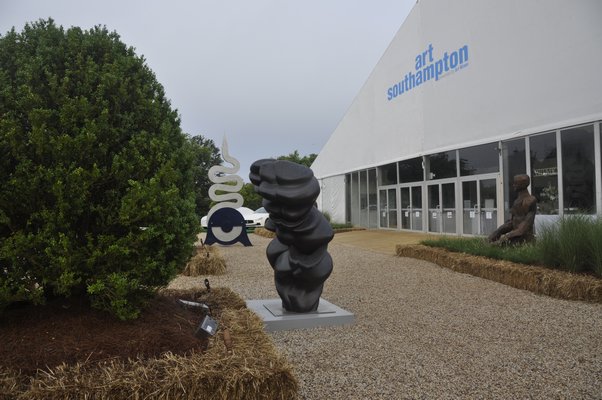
459, 143, 499, 176
398, 157, 423, 183
561, 125, 595, 214
379, 163, 398, 186
502, 139, 526, 220
427, 151, 456, 180
530, 133, 558, 215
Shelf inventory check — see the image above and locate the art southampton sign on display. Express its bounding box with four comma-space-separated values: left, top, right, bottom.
387, 43, 469, 101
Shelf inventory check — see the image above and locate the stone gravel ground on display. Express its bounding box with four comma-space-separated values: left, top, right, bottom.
169, 235, 602, 399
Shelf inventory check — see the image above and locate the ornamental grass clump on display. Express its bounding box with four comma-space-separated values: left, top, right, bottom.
538, 215, 602, 275
421, 237, 541, 266
0, 20, 199, 319
589, 219, 602, 276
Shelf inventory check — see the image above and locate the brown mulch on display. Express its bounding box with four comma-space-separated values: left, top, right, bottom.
0, 292, 213, 375
396, 244, 602, 303
0, 287, 298, 399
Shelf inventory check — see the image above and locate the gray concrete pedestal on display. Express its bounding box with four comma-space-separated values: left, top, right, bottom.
246, 298, 355, 332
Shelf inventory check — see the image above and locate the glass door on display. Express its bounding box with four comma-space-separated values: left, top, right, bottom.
387, 188, 398, 229
479, 179, 497, 235
411, 185, 423, 231
379, 189, 388, 228
442, 182, 456, 233
400, 187, 411, 229
400, 184, 423, 231
428, 184, 440, 233
378, 188, 398, 229
428, 182, 456, 234
462, 181, 478, 235
461, 177, 498, 236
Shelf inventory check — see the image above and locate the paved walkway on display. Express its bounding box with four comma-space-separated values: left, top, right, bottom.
331, 229, 436, 254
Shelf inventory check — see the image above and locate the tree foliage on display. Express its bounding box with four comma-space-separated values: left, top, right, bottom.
188, 135, 221, 219
0, 19, 198, 319
276, 150, 317, 168
240, 183, 262, 210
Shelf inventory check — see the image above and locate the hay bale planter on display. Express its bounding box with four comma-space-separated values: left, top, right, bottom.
254, 226, 365, 239
253, 228, 276, 239
0, 288, 298, 400
183, 245, 227, 276
396, 244, 602, 303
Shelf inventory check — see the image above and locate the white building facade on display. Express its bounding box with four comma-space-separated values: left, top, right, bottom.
312, 0, 602, 236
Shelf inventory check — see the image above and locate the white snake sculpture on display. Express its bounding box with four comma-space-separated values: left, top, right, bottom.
207, 137, 244, 220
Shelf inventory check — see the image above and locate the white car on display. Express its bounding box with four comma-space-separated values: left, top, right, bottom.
201, 207, 269, 229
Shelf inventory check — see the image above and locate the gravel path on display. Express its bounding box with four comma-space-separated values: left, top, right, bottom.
170, 235, 602, 399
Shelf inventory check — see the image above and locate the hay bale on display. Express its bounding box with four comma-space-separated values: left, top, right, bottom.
253, 228, 276, 239
183, 245, 227, 276
1, 288, 298, 399
396, 244, 602, 303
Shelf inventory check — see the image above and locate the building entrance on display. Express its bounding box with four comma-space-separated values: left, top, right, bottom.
400, 184, 423, 231
378, 188, 398, 229
461, 176, 499, 236
427, 181, 456, 234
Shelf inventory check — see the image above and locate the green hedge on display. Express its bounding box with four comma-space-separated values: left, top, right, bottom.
0, 20, 198, 319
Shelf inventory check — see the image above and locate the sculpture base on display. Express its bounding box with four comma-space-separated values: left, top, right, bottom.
246, 298, 354, 332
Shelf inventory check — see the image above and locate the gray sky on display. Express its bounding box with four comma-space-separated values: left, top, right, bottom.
0, 0, 414, 179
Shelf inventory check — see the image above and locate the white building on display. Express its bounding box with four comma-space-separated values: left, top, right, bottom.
312, 0, 602, 236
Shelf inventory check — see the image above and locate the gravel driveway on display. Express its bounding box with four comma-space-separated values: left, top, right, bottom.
170, 234, 602, 399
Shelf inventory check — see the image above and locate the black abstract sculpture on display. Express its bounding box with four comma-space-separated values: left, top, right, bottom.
250, 159, 334, 313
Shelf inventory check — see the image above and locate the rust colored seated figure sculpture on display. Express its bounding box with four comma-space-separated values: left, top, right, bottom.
488, 174, 537, 245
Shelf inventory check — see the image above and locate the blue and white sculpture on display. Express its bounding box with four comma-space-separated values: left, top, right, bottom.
205, 137, 251, 246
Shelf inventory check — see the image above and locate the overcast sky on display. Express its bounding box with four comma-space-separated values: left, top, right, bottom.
0, 0, 415, 179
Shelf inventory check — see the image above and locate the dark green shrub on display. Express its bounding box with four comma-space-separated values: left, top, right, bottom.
0, 19, 198, 319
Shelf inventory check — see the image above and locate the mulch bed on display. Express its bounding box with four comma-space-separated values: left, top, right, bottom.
396, 244, 602, 303
0, 293, 207, 375
0, 287, 298, 399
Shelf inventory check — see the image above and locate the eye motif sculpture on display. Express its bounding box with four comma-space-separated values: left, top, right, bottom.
250, 159, 334, 313
205, 138, 251, 247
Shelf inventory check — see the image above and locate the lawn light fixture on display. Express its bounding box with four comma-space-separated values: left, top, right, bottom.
195, 314, 218, 338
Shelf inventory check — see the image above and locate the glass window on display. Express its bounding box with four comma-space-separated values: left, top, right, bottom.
398, 157, 423, 183
561, 125, 596, 214
345, 173, 351, 224
530, 133, 558, 215
368, 169, 378, 228
502, 139, 526, 220
360, 170, 368, 227
459, 143, 499, 176
379, 163, 397, 186
427, 151, 456, 180
351, 172, 359, 225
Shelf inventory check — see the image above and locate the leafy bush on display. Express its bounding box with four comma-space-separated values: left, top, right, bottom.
0, 20, 198, 319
